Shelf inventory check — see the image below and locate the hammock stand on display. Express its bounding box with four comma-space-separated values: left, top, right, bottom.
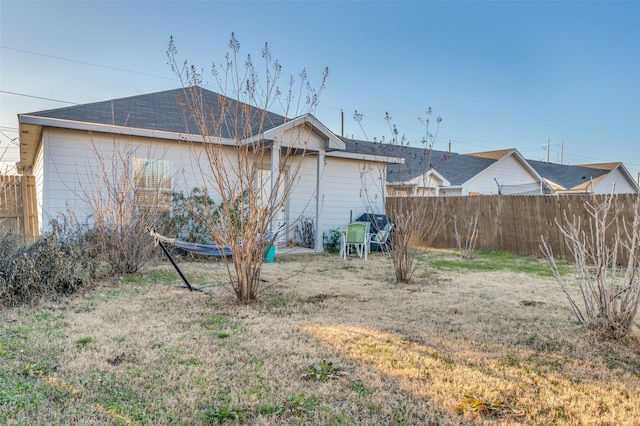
148, 225, 283, 295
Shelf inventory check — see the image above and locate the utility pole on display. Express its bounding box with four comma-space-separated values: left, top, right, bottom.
543, 138, 552, 162
541, 138, 566, 163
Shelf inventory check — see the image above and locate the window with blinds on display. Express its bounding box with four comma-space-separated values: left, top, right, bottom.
133, 158, 172, 209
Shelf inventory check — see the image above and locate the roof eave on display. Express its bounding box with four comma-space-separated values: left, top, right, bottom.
19, 114, 222, 141
17, 114, 240, 171
327, 150, 404, 164
386, 181, 416, 188
542, 178, 567, 191
17, 117, 44, 173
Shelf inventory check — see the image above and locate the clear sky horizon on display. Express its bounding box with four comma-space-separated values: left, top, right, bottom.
1, 1, 638, 182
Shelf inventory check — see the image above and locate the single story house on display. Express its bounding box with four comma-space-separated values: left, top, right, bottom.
346, 141, 548, 196
528, 160, 639, 194
16, 87, 402, 250
354, 140, 638, 196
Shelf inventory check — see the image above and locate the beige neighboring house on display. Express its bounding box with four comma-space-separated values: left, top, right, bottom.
16, 87, 402, 248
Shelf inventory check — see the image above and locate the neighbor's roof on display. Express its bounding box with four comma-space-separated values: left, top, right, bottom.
466, 149, 514, 160
20, 87, 287, 138
527, 159, 610, 190
338, 139, 495, 185
578, 162, 620, 171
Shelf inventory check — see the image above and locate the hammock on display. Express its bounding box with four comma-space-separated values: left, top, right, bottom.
147, 224, 284, 294
148, 229, 233, 257
149, 225, 283, 258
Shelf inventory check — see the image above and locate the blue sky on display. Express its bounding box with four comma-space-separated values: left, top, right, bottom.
1, 1, 639, 181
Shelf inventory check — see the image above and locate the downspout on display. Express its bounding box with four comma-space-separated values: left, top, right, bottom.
540, 177, 543, 195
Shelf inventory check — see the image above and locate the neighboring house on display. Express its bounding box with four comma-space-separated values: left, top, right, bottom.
346, 141, 547, 196
351, 139, 639, 197
16, 87, 402, 249
528, 160, 639, 194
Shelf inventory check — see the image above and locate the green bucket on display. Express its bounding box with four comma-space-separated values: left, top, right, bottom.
263, 245, 276, 263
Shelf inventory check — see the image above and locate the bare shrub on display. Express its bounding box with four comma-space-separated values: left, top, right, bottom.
0, 222, 99, 307
69, 138, 168, 275
167, 34, 327, 303
295, 217, 315, 248
359, 108, 447, 284
387, 197, 446, 283
0, 228, 25, 260
541, 191, 640, 339
453, 209, 480, 259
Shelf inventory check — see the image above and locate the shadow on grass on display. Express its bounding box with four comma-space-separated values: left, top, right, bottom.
302, 323, 639, 425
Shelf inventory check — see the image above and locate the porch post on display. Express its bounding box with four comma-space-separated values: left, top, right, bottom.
271, 140, 281, 238
315, 147, 325, 252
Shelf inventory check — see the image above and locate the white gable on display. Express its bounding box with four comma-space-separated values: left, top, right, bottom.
465, 154, 542, 195
277, 126, 327, 152
262, 114, 344, 152
592, 168, 638, 194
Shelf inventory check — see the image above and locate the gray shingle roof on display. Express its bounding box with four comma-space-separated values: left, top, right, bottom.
25, 87, 287, 139
527, 159, 609, 190
340, 138, 495, 184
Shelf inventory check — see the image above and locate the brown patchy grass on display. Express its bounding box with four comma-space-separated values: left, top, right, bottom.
2, 251, 639, 425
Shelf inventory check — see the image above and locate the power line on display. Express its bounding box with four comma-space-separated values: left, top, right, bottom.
2, 46, 636, 173
1, 45, 176, 81
1, 90, 77, 105
564, 151, 639, 167
0, 130, 19, 144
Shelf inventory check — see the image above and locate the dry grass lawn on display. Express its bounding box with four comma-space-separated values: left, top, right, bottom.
2, 250, 639, 425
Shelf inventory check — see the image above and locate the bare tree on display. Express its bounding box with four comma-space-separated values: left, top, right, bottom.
541, 191, 640, 339
166, 34, 327, 303
357, 108, 447, 284
453, 209, 480, 259
390, 108, 446, 283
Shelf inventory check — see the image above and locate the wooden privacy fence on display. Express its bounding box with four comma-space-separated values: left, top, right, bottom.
0, 175, 38, 241
386, 193, 639, 262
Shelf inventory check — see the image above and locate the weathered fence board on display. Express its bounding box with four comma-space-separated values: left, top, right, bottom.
0, 175, 38, 241
387, 194, 638, 262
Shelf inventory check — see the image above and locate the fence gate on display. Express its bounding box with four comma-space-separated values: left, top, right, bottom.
0, 175, 38, 241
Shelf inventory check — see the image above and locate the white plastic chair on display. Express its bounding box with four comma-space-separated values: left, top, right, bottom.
368, 223, 394, 256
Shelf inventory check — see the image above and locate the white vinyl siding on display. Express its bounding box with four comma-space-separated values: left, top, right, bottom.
592, 169, 637, 194
38, 127, 388, 247
285, 155, 386, 241
322, 157, 385, 230
464, 154, 540, 195
40, 129, 212, 232
33, 135, 45, 232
